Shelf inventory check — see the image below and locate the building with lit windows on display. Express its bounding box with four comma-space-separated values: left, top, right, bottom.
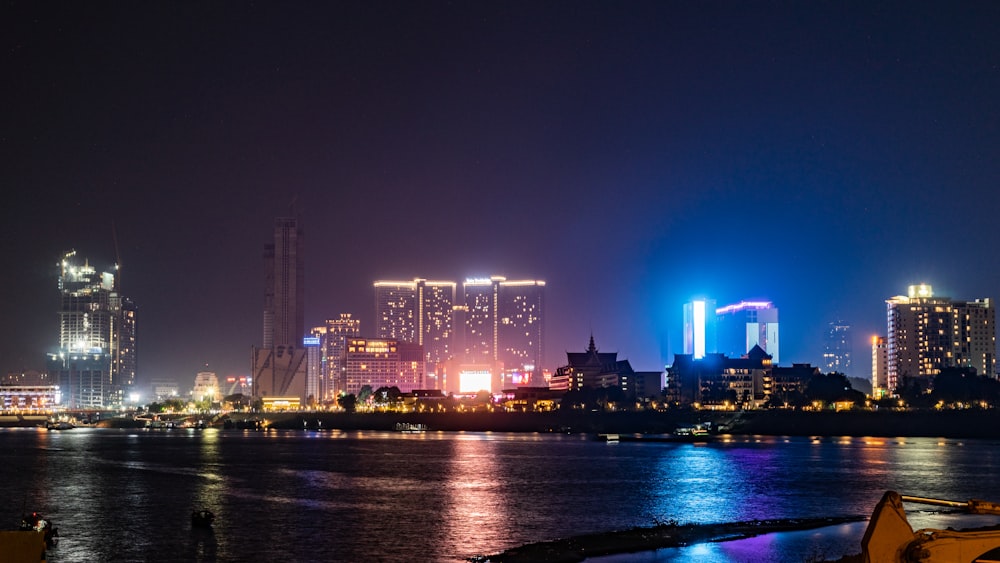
374, 281, 418, 342
374, 276, 545, 389
871, 336, 888, 398
716, 301, 779, 364
461, 277, 545, 382
462, 278, 499, 364
823, 321, 852, 375
46, 251, 136, 409
667, 346, 782, 408
683, 299, 717, 359
375, 279, 456, 386
497, 279, 545, 383
254, 217, 307, 400
310, 314, 362, 401
342, 338, 425, 395
885, 284, 995, 393
549, 336, 636, 392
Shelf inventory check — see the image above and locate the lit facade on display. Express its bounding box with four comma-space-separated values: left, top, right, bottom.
497, 279, 545, 381
375, 279, 456, 380
683, 299, 717, 359
460, 276, 545, 382
343, 338, 424, 394
462, 278, 499, 364
823, 321, 852, 375
312, 314, 361, 400
46, 251, 136, 408
716, 301, 779, 364
374, 281, 417, 342
886, 284, 996, 392
374, 276, 545, 383
871, 336, 888, 398
192, 371, 219, 402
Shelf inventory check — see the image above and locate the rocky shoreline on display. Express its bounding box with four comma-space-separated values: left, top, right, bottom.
470, 515, 868, 562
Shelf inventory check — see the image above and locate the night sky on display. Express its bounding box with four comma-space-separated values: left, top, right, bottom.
3, 2, 998, 388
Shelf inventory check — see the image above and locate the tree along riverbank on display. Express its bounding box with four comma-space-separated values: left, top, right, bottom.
257, 409, 1000, 438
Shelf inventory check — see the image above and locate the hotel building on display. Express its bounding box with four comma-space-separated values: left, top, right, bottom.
343, 338, 424, 394
310, 314, 362, 401
885, 284, 995, 392
375, 279, 456, 379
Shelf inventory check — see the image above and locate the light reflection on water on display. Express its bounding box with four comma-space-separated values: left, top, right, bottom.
4, 430, 1000, 562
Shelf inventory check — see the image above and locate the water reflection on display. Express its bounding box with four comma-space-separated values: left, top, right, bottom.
441, 435, 510, 558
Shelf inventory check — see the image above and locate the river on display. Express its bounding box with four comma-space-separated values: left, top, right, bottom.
3, 428, 999, 562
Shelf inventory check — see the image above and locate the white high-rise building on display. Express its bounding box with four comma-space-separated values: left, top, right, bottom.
716, 301, 779, 363
886, 284, 995, 392
683, 299, 717, 359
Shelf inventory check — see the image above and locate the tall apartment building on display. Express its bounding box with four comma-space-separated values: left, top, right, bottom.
46, 251, 137, 408
885, 284, 995, 392
823, 321, 852, 375
310, 314, 362, 401
683, 299, 717, 359
497, 279, 545, 374
716, 301, 779, 364
254, 217, 307, 400
375, 279, 455, 375
375, 276, 545, 389
871, 336, 888, 398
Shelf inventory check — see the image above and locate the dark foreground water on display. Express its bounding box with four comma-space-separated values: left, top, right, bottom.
3, 428, 1000, 562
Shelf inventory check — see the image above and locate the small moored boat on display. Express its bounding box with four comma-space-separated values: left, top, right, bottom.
191, 509, 215, 529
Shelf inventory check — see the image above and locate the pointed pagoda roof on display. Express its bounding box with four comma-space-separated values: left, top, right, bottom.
566, 335, 619, 369
746, 344, 772, 361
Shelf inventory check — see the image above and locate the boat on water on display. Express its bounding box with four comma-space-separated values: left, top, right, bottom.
862, 490, 1000, 562
395, 422, 427, 433
191, 509, 215, 529
671, 423, 713, 442
45, 420, 75, 431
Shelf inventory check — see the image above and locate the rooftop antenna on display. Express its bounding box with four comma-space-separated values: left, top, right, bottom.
112, 221, 122, 291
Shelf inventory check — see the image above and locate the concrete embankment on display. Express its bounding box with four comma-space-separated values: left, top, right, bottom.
262, 409, 1000, 439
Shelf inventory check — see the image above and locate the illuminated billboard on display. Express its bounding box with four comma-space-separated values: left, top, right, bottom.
459, 370, 492, 393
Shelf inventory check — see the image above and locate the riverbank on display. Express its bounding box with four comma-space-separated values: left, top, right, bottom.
258, 409, 1000, 439
14, 408, 1000, 438
470, 516, 868, 562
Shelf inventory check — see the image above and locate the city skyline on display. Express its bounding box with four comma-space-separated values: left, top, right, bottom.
3, 3, 998, 388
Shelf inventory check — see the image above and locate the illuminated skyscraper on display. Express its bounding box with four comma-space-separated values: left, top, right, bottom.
461, 277, 545, 374
418, 280, 456, 367
375, 279, 456, 370
715, 301, 779, 364
886, 284, 995, 392
462, 277, 499, 364
47, 251, 136, 408
374, 281, 417, 342
823, 321, 852, 374
497, 279, 545, 375
683, 299, 717, 359
311, 313, 362, 400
